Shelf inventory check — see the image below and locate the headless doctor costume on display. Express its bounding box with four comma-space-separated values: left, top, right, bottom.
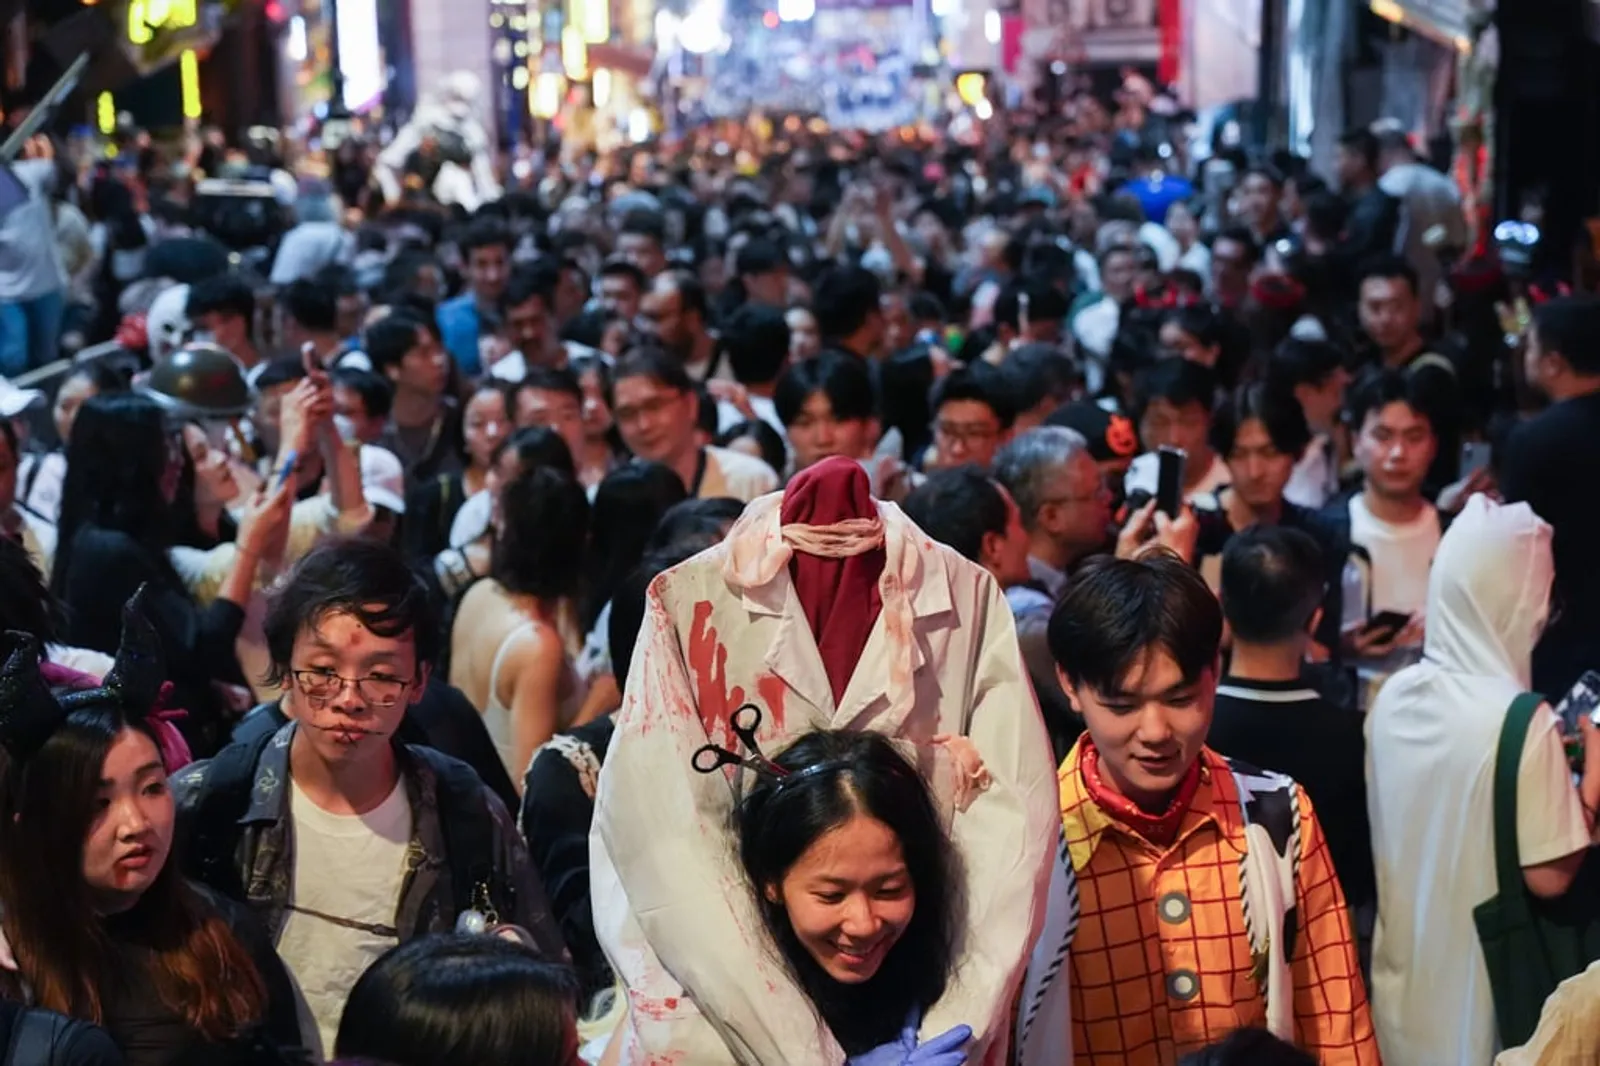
592, 457, 1061, 1065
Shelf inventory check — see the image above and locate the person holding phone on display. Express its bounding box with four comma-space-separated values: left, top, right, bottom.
1325, 368, 1443, 711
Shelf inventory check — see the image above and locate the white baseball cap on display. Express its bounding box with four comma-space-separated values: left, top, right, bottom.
359, 445, 407, 515
0, 377, 44, 420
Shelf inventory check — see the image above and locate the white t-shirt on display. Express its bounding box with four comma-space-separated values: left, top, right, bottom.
277, 778, 412, 1059
1343, 494, 1442, 706
700, 445, 778, 503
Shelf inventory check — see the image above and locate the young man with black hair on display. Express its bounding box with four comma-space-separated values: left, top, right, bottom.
732, 236, 790, 308
1124, 360, 1230, 506
1002, 343, 1084, 433
437, 220, 512, 375
1268, 339, 1351, 509
173, 540, 565, 1058
1207, 526, 1374, 914
773, 352, 882, 476
811, 265, 886, 360
1018, 550, 1378, 1065
1335, 128, 1401, 265
597, 255, 647, 323
1072, 244, 1139, 374
1504, 294, 1600, 696
331, 367, 394, 447
1326, 367, 1441, 710
512, 366, 587, 469
367, 313, 461, 483
616, 210, 670, 279
612, 350, 777, 501
711, 302, 790, 439
487, 265, 561, 379
902, 466, 1033, 594
278, 280, 344, 368
1238, 166, 1291, 248
929, 361, 1017, 471
188, 275, 265, 376
1208, 226, 1260, 311
640, 269, 725, 382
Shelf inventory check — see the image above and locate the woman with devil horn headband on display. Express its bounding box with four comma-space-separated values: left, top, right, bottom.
0, 587, 306, 1066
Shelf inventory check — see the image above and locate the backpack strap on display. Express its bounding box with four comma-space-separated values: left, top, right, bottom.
411, 746, 507, 925
1490, 694, 1545, 897
7, 1006, 73, 1066
185, 729, 277, 902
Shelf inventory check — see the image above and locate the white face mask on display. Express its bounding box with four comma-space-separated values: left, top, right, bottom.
333, 413, 361, 444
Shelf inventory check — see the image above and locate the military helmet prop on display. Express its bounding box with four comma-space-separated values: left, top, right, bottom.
138, 342, 253, 420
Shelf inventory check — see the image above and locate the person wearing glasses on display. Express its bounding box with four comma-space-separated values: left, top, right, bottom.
925, 363, 1015, 473
172, 539, 567, 1060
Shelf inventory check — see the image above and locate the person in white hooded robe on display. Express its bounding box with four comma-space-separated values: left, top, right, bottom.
1366, 494, 1600, 1066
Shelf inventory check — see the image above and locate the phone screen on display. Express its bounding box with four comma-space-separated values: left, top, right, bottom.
1460, 442, 1492, 480
1156, 447, 1186, 519
1555, 671, 1600, 737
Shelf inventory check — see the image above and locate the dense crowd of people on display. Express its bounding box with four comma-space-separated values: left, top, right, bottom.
1, 79, 1599, 1066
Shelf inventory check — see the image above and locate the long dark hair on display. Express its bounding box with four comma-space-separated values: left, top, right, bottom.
581, 461, 687, 631
0, 704, 265, 1038
492, 466, 590, 603
737, 731, 958, 1054
333, 934, 576, 1066
52, 394, 177, 595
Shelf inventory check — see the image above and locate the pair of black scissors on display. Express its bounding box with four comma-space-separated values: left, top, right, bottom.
692, 703, 787, 777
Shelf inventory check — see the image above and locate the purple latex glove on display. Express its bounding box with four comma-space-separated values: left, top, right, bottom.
845, 1010, 972, 1066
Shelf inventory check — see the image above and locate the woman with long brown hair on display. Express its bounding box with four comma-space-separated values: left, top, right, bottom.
0, 590, 303, 1066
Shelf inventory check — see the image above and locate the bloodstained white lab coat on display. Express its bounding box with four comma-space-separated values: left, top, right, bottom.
591, 493, 1060, 1065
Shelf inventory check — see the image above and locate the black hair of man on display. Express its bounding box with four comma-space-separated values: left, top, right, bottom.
908, 292, 947, 325
812, 265, 883, 342
505, 262, 558, 309
619, 210, 667, 248
263, 537, 440, 683
1000, 344, 1082, 409
365, 313, 427, 378
279, 279, 338, 333
1356, 254, 1419, 296
773, 352, 878, 427
735, 237, 787, 278
1532, 294, 1600, 375
517, 365, 585, 405
1132, 358, 1217, 423
1268, 338, 1346, 391
186, 275, 255, 321
1210, 382, 1312, 460
929, 361, 1018, 430
1338, 127, 1381, 175
332, 367, 395, 421
1220, 525, 1327, 645
255, 356, 309, 391
1242, 163, 1285, 190
1210, 226, 1262, 265
614, 348, 695, 396
719, 303, 791, 387
994, 277, 1070, 332
459, 219, 513, 256
1047, 548, 1224, 694
900, 467, 1010, 565
599, 256, 648, 292
1344, 365, 1435, 438
1303, 192, 1350, 244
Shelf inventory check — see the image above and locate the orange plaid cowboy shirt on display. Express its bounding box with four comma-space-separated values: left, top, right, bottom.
1060, 741, 1380, 1066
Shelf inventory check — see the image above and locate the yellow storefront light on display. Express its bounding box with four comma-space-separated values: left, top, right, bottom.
530, 72, 564, 119
955, 71, 986, 107
593, 66, 611, 107
97, 92, 116, 134
561, 25, 588, 80
179, 49, 202, 118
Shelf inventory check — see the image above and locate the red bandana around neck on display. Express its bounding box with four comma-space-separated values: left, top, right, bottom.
781, 457, 886, 706
1079, 736, 1203, 846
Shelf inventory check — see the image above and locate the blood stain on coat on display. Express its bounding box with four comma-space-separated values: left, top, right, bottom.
688, 600, 745, 745
756, 673, 787, 732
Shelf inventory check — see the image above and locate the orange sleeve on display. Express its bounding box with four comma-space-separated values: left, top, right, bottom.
1289, 785, 1383, 1066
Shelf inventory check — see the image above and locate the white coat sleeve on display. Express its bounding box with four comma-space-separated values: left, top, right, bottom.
919, 578, 1060, 1062
594, 582, 844, 1066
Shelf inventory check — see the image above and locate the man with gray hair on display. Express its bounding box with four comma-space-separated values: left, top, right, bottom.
993, 426, 1116, 604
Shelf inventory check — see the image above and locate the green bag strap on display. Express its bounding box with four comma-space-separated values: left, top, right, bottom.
1492, 693, 1546, 893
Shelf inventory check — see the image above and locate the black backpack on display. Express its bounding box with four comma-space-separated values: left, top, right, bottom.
184, 731, 512, 931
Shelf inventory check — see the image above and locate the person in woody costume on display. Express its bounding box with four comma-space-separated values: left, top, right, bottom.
1016, 549, 1378, 1066
591, 456, 1060, 1065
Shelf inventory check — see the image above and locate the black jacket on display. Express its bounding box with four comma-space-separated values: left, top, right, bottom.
0, 1002, 122, 1066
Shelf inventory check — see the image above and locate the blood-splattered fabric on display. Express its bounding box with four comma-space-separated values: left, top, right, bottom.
591, 491, 1060, 1065
1053, 741, 1379, 1066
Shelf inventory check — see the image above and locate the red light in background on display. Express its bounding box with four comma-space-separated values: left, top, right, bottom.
265, 0, 285, 20
762, 10, 778, 27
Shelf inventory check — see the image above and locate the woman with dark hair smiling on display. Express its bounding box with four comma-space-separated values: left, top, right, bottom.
333, 934, 580, 1066
450, 465, 591, 781
736, 730, 971, 1064
0, 594, 303, 1066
